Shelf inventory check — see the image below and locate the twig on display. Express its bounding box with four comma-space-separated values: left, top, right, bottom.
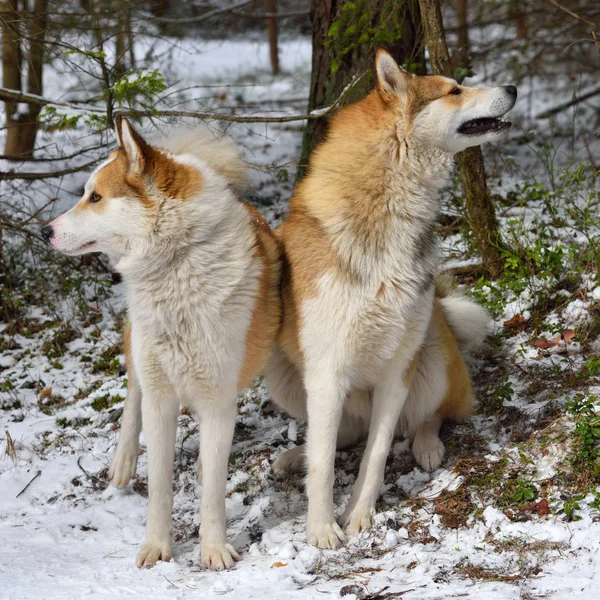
77, 456, 103, 484
119, 72, 367, 125
151, 0, 253, 24
0, 87, 102, 111
535, 86, 600, 119
0, 143, 107, 163
549, 0, 597, 29
232, 9, 310, 19
0, 157, 102, 181
16, 470, 41, 498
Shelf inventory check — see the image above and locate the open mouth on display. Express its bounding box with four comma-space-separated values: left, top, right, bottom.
63, 241, 97, 255
458, 117, 511, 136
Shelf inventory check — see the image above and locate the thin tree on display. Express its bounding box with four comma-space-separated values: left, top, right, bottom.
2, 0, 48, 159
419, 0, 504, 277
298, 0, 424, 178
1, 0, 23, 158
266, 0, 279, 74
454, 0, 469, 73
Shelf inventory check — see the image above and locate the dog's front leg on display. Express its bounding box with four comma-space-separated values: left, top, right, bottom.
340, 358, 412, 534
304, 371, 347, 549
136, 369, 179, 568
198, 397, 239, 570
109, 355, 142, 488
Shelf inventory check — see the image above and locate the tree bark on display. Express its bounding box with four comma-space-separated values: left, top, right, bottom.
2, 0, 47, 159
454, 0, 470, 77
114, 0, 127, 78
509, 0, 527, 40
266, 0, 279, 74
1, 0, 23, 157
298, 0, 424, 179
17, 0, 47, 159
419, 0, 504, 277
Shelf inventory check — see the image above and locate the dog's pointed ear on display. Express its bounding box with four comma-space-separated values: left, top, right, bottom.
115, 115, 148, 175
375, 49, 410, 101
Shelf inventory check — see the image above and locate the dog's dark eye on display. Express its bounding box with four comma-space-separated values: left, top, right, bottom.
89, 192, 102, 203
449, 88, 461, 96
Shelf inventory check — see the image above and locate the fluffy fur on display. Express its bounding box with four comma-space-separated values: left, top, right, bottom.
263, 50, 514, 548
42, 119, 281, 570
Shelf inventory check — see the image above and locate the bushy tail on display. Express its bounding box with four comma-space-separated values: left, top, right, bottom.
435, 274, 490, 351
157, 123, 248, 191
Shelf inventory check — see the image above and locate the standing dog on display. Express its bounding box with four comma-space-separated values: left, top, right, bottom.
41, 119, 281, 569
264, 50, 516, 548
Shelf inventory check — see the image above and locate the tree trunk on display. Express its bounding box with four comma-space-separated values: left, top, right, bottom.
16, 0, 47, 159
114, 0, 127, 78
453, 0, 470, 77
1, 0, 23, 158
266, 0, 279, 74
509, 0, 527, 40
298, 0, 424, 179
419, 0, 504, 277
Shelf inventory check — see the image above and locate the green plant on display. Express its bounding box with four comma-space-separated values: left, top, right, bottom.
508, 480, 537, 505
327, 1, 405, 74
565, 394, 600, 463
563, 496, 582, 522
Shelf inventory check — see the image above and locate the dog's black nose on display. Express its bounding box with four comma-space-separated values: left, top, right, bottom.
41, 225, 54, 243
503, 85, 518, 98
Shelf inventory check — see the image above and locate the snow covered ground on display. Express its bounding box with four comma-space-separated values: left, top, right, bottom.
1, 33, 600, 600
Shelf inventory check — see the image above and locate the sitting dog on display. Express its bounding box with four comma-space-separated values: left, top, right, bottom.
264, 50, 516, 548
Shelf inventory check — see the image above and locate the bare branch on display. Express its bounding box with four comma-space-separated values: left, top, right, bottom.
549, 0, 598, 29
120, 73, 367, 124
150, 0, 253, 24
0, 143, 107, 162
0, 157, 101, 181
536, 85, 600, 119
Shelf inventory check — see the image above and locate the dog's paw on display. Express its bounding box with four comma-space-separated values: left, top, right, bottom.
306, 521, 346, 549
340, 504, 374, 535
201, 543, 239, 570
412, 435, 445, 472
136, 540, 172, 568
272, 446, 305, 474
108, 445, 138, 488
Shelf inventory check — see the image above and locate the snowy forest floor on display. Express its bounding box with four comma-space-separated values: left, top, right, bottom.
1, 35, 600, 600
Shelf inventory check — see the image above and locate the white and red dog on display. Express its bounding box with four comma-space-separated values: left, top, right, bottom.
263, 50, 515, 548
42, 48, 516, 565
42, 118, 281, 569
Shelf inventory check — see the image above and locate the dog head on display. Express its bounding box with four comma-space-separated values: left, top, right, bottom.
41, 117, 204, 259
374, 50, 517, 155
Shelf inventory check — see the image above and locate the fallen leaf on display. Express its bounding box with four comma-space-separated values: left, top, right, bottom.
503, 314, 528, 330
39, 387, 52, 399
534, 498, 549, 517
269, 561, 288, 569
562, 329, 575, 344
531, 337, 558, 349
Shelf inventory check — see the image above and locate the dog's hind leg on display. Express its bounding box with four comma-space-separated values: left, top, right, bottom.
267, 348, 369, 474
411, 414, 444, 471
198, 396, 240, 570
273, 409, 369, 474
136, 367, 179, 569
109, 322, 142, 488
264, 346, 308, 421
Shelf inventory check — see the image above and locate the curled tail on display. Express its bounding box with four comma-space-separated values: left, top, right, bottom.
157, 123, 248, 191
435, 274, 490, 351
